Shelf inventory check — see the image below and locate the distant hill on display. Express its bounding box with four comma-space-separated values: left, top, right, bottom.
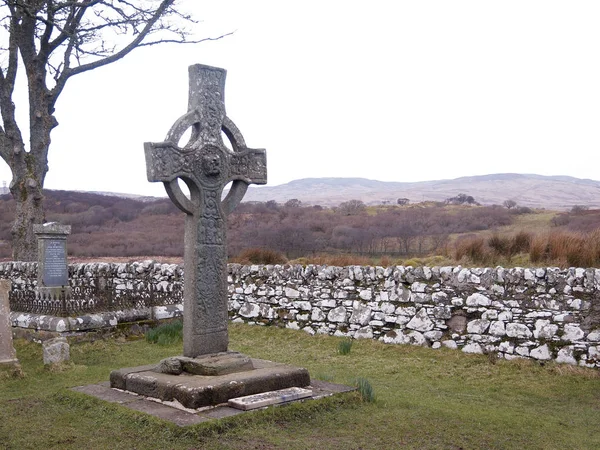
241, 174, 600, 210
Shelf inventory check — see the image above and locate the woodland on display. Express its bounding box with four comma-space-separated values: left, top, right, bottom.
1, 190, 600, 268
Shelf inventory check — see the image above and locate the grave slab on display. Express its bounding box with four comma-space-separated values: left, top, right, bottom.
228, 386, 313, 410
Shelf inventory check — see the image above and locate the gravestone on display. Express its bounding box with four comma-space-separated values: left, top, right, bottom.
144, 64, 267, 357
110, 64, 311, 409
33, 222, 71, 296
0, 279, 18, 367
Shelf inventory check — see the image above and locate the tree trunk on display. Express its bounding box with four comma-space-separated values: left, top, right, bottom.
10, 176, 45, 261
7, 66, 54, 261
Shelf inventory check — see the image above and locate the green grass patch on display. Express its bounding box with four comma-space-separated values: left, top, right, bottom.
145, 320, 183, 345
2, 323, 600, 449
338, 338, 353, 355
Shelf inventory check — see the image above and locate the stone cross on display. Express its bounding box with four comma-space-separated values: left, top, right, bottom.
144, 64, 267, 357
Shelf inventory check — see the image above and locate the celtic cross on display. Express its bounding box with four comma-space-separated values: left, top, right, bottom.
144, 64, 267, 357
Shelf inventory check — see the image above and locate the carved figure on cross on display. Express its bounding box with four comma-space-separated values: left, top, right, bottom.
144, 64, 267, 357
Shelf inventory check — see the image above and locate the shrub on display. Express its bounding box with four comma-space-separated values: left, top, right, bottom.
233, 248, 288, 265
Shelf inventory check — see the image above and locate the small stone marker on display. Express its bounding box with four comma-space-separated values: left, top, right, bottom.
42, 337, 70, 365
34, 222, 71, 295
228, 387, 313, 411
0, 279, 18, 367
144, 64, 267, 357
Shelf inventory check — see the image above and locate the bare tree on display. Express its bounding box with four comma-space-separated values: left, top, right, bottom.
503, 199, 517, 209
0, 0, 229, 260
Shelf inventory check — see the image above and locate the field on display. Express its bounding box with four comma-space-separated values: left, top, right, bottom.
2, 323, 600, 449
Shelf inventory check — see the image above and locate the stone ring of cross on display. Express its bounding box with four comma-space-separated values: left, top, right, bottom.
162, 110, 251, 216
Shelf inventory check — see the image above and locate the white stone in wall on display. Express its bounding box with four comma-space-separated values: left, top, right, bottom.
380, 302, 396, 314
293, 301, 312, 311
405, 331, 427, 346
433, 306, 452, 320
506, 323, 533, 338
562, 324, 584, 342
442, 340, 458, 349
372, 311, 385, 321
355, 326, 373, 339
451, 297, 464, 306
535, 268, 546, 278
302, 326, 315, 335
316, 325, 330, 335
482, 310, 498, 320
498, 341, 514, 354
285, 287, 300, 298
462, 343, 483, 354
359, 289, 372, 300
311, 308, 326, 322
515, 346, 530, 357
239, 302, 260, 318
556, 346, 577, 365
431, 292, 448, 303
589, 346, 600, 360
587, 330, 600, 342
411, 282, 427, 293
406, 308, 435, 332
530, 344, 552, 360
316, 299, 336, 308
286, 321, 300, 330
424, 330, 443, 341
327, 306, 347, 323
533, 320, 558, 339
569, 299, 582, 310
296, 313, 309, 321
382, 331, 408, 345
467, 319, 491, 334
396, 306, 416, 316
466, 293, 491, 307
350, 303, 372, 326
379, 291, 389, 301
396, 316, 410, 326
489, 321, 506, 336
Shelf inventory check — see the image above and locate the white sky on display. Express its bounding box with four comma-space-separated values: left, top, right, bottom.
0, 0, 599, 197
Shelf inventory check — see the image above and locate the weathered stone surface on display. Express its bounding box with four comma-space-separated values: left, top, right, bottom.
228, 387, 313, 410
144, 64, 267, 357
0, 280, 18, 366
42, 337, 70, 365
530, 344, 552, 360
406, 308, 434, 332
111, 358, 310, 409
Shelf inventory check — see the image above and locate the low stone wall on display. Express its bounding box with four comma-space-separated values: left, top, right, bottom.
2, 261, 599, 367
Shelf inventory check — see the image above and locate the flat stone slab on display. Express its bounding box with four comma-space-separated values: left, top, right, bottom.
73, 379, 354, 427
228, 387, 312, 410
110, 357, 311, 409
154, 352, 253, 376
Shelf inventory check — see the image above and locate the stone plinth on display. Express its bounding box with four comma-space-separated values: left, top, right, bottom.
110, 355, 310, 409
0, 279, 18, 367
34, 222, 71, 297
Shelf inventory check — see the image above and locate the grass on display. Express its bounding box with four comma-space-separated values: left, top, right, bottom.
2, 323, 600, 449
145, 320, 183, 345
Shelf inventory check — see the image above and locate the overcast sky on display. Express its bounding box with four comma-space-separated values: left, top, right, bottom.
0, 0, 599, 198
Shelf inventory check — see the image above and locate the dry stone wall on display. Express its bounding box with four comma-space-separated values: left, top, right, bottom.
2, 261, 599, 367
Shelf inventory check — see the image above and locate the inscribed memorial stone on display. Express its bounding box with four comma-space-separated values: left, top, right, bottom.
34, 222, 71, 290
